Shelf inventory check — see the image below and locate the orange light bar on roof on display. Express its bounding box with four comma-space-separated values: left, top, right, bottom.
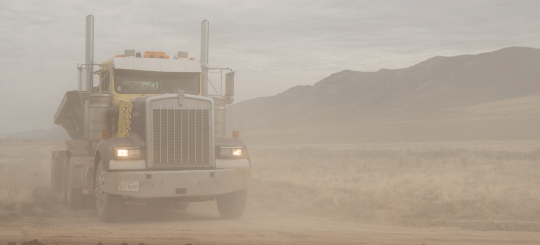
143, 51, 169, 59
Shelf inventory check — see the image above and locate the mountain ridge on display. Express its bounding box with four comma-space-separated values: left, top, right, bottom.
227, 47, 540, 131
6, 47, 540, 143
1, 126, 69, 142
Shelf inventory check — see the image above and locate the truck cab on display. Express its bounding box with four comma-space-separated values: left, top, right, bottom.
51, 17, 250, 222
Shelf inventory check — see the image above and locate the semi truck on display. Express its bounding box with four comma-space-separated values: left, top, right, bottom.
51, 15, 251, 222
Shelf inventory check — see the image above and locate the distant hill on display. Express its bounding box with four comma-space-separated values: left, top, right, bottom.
227, 47, 540, 144
8, 47, 540, 144
2, 126, 69, 142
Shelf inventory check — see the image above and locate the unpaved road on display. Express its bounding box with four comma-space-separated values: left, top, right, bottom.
2, 142, 540, 244
2, 201, 540, 245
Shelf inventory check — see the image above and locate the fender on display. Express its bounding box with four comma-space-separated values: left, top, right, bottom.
215, 137, 251, 166
94, 132, 146, 174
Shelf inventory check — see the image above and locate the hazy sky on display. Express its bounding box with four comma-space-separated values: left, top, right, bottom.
1, 0, 540, 134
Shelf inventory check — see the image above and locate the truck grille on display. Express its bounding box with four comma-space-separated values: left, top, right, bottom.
152, 108, 211, 167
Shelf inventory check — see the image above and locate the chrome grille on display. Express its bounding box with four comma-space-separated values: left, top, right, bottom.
152, 108, 211, 167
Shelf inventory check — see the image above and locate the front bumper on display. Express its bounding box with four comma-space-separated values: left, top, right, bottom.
102, 168, 251, 198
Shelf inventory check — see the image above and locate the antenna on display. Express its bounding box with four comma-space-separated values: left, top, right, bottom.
152, 17, 153, 51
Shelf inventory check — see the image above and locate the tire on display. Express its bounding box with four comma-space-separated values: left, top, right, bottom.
217, 189, 247, 219
173, 202, 189, 210
61, 159, 68, 205
50, 154, 62, 193
61, 157, 84, 209
66, 161, 84, 210
95, 160, 122, 222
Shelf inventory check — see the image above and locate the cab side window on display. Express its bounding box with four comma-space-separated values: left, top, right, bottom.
100, 71, 111, 91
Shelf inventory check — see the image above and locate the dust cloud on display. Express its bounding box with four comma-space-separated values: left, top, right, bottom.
2, 139, 540, 244
3, 22, 540, 245
0, 142, 62, 219
4, 49, 540, 243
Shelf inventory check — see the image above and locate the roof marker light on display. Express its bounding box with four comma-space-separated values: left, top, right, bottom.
143, 51, 169, 59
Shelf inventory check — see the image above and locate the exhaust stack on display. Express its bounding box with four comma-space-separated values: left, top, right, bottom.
84, 15, 94, 140
201, 20, 224, 138
200, 19, 209, 96
85, 15, 94, 92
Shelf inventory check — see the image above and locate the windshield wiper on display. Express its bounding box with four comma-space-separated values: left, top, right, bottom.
140, 81, 156, 96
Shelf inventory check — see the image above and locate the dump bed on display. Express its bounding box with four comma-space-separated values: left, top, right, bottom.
54, 91, 85, 139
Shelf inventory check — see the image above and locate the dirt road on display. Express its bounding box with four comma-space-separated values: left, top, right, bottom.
2, 200, 540, 245
2, 142, 540, 244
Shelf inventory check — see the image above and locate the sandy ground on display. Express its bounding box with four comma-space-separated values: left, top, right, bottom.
2, 201, 540, 245
1, 142, 540, 244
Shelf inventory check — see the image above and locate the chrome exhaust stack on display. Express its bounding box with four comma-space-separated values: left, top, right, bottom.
84, 15, 94, 140
85, 15, 94, 92
200, 19, 209, 97
200, 20, 235, 138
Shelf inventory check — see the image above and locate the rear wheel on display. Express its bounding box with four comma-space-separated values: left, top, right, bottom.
62, 158, 84, 209
95, 160, 122, 222
217, 189, 247, 219
50, 153, 63, 193
61, 159, 68, 204
66, 166, 84, 209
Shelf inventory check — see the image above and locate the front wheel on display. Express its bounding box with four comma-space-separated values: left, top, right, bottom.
95, 160, 122, 222
217, 189, 247, 219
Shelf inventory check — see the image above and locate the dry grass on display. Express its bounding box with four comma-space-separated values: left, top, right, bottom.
248, 142, 540, 228
0, 185, 60, 219
2, 140, 540, 230
0, 142, 63, 220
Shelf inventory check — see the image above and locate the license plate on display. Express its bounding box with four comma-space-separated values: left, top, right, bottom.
119, 181, 139, 191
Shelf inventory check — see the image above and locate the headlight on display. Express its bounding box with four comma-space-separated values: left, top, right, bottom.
219, 146, 243, 158
115, 147, 141, 159
232, 149, 242, 156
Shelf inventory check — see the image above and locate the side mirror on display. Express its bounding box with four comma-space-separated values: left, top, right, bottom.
225, 71, 234, 98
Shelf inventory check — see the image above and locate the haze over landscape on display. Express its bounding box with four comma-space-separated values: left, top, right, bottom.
228, 46, 540, 144
3, 1, 540, 244
10, 46, 540, 144
2, 0, 540, 134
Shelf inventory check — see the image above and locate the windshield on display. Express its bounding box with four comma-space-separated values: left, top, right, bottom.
113, 69, 200, 95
